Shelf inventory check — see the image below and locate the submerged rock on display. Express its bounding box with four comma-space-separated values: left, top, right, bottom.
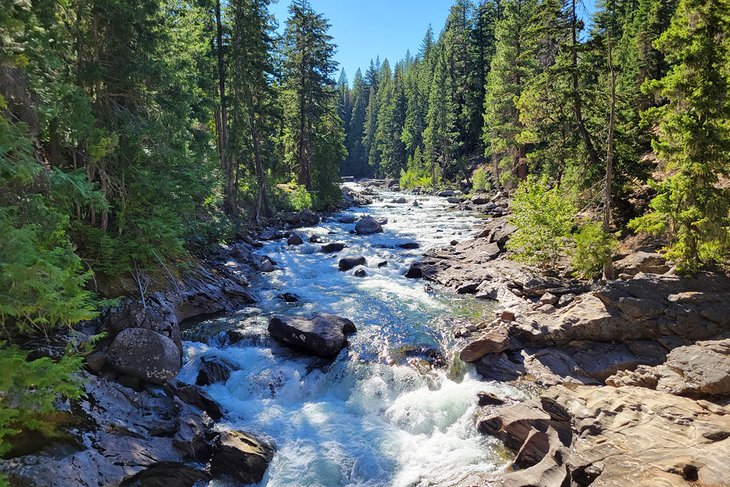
355, 216, 383, 235
287, 233, 303, 246
405, 265, 422, 279
196, 355, 236, 386
277, 292, 301, 303
339, 256, 366, 271
268, 314, 357, 358
209, 431, 274, 485
321, 242, 346, 253
107, 328, 181, 384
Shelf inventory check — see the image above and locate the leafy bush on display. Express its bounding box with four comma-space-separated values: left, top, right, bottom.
508, 177, 575, 267
571, 222, 618, 279
289, 184, 313, 211
499, 171, 516, 190
472, 166, 491, 192
399, 168, 433, 190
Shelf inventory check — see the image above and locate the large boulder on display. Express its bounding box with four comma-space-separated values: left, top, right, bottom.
287, 233, 303, 246
103, 298, 180, 350
284, 209, 320, 227
118, 463, 210, 487
209, 431, 274, 484
268, 314, 357, 358
107, 328, 181, 384
355, 216, 383, 235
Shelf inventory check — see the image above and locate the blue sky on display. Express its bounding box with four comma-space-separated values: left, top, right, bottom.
269, 0, 596, 83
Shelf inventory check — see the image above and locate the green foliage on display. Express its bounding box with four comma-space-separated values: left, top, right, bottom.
629, 0, 730, 273
472, 166, 491, 192
0, 343, 84, 457
508, 177, 576, 266
570, 222, 619, 279
483, 0, 538, 184
288, 184, 314, 211
280, 0, 342, 191
0, 115, 97, 337
399, 168, 434, 190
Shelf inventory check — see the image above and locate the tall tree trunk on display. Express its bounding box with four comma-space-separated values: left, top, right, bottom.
603, 0, 617, 281
215, 0, 236, 215
570, 0, 600, 169
250, 109, 272, 221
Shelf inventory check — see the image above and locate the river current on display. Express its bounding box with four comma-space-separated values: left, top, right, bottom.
178, 185, 523, 487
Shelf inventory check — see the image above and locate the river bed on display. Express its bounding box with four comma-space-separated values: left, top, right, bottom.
179, 185, 524, 487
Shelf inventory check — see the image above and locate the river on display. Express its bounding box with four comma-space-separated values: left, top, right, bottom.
178, 185, 524, 487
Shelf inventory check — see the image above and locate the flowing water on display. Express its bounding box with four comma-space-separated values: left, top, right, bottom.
179, 185, 524, 487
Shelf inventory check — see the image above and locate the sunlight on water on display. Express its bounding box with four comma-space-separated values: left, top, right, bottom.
179, 185, 522, 486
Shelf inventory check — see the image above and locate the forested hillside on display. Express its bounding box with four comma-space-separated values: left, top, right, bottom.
1, 0, 345, 327
0, 0, 344, 461
339, 0, 728, 272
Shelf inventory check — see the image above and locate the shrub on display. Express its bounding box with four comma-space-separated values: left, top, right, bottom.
472, 166, 491, 192
508, 177, 575, 267
571, 222, 618, 279
499, 171, 516, 190
399, 168, 433, 190
289, 184, 313, 211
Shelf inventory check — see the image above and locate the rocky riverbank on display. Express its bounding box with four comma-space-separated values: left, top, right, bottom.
406, 196, 730, 486
0, 187, 378, 486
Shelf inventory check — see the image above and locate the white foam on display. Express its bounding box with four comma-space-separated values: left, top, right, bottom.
181, 190, 518, 486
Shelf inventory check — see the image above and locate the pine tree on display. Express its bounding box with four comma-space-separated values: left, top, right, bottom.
468, 0, 501, 157
375, 62, 408, 177
516, 0, 577, 181
337, 69, 352, 133
281, 0, 340, 191
483, 0, 538, 187
630, 0, 730, 272
424, 46, 460, 183
343, 69, 369, 176
443, 0, 474, 157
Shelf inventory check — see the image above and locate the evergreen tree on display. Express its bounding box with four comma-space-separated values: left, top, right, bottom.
630, 0, 730, 272
483, 0, 538, 187
337, 69, 352, 132
443, 0, 475, 156
516, 0, 577, 181
280, 0, 341, 192
468, 0, 501, 157
343, 69, 369, 176
229, 0, 277, 221
424, 47, 460, 183
375, 62, 408, 177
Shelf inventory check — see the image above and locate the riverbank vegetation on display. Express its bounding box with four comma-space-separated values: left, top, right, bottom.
338, 0, 728, 273
0, 0, 727, 473
1, 0, 343, 461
